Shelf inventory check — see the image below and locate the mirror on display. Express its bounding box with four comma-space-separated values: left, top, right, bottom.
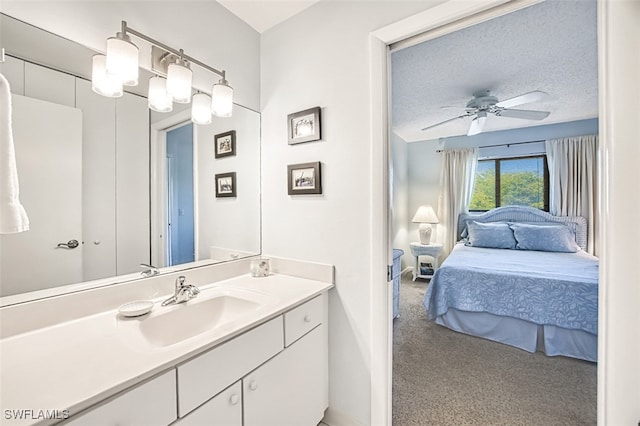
0, 14, 261, 303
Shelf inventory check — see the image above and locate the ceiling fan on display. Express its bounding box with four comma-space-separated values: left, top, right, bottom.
421, 89, 551, 136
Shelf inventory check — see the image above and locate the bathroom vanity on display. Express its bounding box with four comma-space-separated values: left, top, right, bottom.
0, 257, 333, 426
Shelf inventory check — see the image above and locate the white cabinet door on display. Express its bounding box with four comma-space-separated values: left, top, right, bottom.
65, 370, 177, 426
115, 93, 150, 275
75, 78, 117, 282
0, 95, 83, 295
174, 382, 242, 426
243, 325, 326, 426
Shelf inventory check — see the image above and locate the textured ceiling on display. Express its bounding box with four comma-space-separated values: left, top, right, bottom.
217, 0, 321, 33
391, 0, 598, 143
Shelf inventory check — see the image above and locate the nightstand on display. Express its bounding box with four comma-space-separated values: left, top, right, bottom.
409, 242, 443, 281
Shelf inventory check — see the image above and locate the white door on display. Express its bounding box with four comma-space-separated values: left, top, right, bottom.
0, 95, 83, 296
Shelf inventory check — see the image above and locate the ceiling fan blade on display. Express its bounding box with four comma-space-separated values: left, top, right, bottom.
496, 108, 550, 120
421, 114, 469, 131
467, 115, 486, 136
495, 91, 549, 108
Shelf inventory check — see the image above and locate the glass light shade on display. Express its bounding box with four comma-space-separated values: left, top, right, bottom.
91, 54, 123, 98
191, 93, 212, 125
211, 80, 233, 117
166, 60, 193, 103
148, 76, 173, 113
106, 34, 139, 86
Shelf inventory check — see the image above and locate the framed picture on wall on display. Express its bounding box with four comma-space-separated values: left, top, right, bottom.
287, 107, 321, 144
215, 130, 236, 158
215, 172, 236, 197
287, 162, 322, 195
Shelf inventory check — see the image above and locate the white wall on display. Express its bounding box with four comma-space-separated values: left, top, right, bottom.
259, 2, 441, 424
196, 106, 261, 260
0, 1, 260, 111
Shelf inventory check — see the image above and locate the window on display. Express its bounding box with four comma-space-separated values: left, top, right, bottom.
469, 155, 549, 211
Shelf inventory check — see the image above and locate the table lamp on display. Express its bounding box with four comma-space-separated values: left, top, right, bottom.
412, 205, 439, 245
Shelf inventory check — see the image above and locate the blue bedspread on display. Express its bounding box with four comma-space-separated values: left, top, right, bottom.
424, 244, 599, 334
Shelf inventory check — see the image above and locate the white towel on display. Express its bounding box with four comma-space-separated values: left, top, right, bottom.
0, 72, 29, 234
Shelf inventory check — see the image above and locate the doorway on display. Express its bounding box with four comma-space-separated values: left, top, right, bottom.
366, 0, 639, 424
388, 1, 598, 423
165, 123, 195, 266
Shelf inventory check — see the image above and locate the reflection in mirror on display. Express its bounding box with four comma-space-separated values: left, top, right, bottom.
0, 14, 261, 302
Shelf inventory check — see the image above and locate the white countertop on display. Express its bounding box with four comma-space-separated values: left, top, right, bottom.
0, 273, 333, 425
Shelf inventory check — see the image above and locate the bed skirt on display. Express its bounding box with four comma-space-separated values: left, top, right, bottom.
435, 308, 597, 362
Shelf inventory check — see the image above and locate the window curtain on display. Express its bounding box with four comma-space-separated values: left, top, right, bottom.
545, 135, 598, 255
437, 148, 478, 259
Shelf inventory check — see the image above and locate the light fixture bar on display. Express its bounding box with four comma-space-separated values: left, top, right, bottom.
120, 21, 226, 80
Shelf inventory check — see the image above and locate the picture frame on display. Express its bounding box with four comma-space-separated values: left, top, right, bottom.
287, 162, 322, 195
287, 107, 321, 145
215, 172, 236, 198
214, 130, 236, 158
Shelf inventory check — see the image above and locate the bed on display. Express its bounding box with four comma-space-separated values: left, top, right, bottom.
423, 206, 598, 362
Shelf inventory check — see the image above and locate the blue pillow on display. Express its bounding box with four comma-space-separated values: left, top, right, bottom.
465, 221, 516, 249
510, 223, 580, 253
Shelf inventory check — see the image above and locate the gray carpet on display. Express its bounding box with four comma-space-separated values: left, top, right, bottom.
392, 276, 597, 426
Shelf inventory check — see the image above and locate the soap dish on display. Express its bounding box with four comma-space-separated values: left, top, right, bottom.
118, 300, 154, 317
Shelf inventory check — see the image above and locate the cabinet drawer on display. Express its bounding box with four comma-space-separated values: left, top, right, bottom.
65, 370, 176, 425
177, 316, 284, 417
284, 296, 323, 347
174, 382, 242, 426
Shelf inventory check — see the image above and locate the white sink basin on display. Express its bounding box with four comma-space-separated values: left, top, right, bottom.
135, 290, 270, 347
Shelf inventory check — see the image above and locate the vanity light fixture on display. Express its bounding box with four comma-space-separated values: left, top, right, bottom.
105, 25, 139, 86
92, 20, 233, 120
91, 54, 123, 98
166, 54, 192, 103
191, 93, 213, 125
148, 76, 173, 113
211, 78, 234, 118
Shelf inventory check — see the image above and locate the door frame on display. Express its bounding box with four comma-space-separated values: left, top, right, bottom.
368, 0, 621, 424
150, 110, 200, 268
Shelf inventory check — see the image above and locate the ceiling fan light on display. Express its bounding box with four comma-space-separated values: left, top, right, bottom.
211, 78, 233, 117
106, 32, 139, 86
91, 54, 123, 98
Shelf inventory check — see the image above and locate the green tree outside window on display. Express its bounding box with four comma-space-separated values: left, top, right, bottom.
469, 156, 548, 211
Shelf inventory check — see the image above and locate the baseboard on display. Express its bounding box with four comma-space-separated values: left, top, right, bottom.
322, 407, 366, 426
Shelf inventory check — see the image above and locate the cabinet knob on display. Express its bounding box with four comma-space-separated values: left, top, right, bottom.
229, 393, 240, 405
303, 314, 311, 323
249, 380, 258, 391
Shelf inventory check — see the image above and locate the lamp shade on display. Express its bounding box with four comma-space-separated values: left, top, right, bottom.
191, 93, 212, 125
106, 33, 139, 86
211, 79, 233, 117
167, 59, 192, 103
91, 54, 123, 98
148, 76, 172, 113
412, 205, 439, 224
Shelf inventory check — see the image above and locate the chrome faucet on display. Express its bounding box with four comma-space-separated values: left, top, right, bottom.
161, 276, 200, 306
140, 263, 160, 277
